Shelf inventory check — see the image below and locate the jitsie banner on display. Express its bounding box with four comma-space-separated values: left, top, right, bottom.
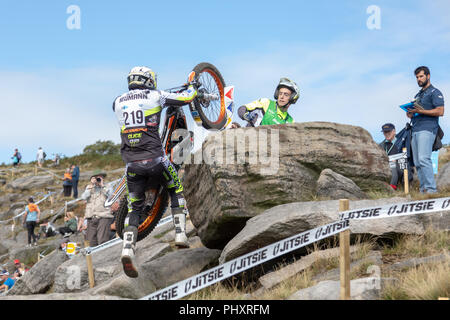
141, 219, 350, 300
339, 197, 450, 221
141, 196, 450, 301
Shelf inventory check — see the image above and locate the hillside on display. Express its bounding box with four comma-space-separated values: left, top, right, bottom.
0, 132, 449, 300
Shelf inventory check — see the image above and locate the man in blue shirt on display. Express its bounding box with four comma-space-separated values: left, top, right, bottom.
0, 270, 15, 292
71, 164, 80, 198
406, 66, 445, 193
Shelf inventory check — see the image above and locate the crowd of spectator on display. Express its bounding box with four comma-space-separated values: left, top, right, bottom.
0, 259, 29, 293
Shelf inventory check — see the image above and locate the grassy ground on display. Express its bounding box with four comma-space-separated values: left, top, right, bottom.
183, 229, 449, 300
2, 149, 449, 300
380, 227, 449, 300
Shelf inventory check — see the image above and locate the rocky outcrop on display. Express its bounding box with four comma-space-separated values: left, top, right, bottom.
316, 169, 368, 200
184, 122, 391, 249
437, 162, 450, 191
219, 197, 424, 263
7, 250, 68, 295
7, 175, 54, 191
0, 293, 130, 300
89, 247, 221, 299
287, 277, 396, 300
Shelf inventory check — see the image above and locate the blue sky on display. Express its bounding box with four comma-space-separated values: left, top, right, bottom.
1, 0, 450, 163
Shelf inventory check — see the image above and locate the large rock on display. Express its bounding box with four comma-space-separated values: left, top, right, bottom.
184, 122, 391, 249
8, 243, 58, 267
0, 293, 130, 300
53, 239, 171, 293
0, 243, 8, 256
8, 175, 54, 191
287, 277, 395, 300
7, 250, 68, 295
9, 201, 27, 211
436, 162, 450, 191
256, 246, 362, 291
219, 197, 424, 263
90, 247, 221, 299
316, 169, 368, 200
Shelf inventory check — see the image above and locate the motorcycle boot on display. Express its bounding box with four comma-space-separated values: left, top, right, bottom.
172, 207, 189, 248
121, 225, 138, 278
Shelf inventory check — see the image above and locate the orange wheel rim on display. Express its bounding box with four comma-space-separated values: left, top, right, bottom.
204, 68, 225, 125
138, 196, 162, 232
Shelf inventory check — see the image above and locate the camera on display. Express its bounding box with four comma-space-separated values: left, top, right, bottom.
96, 177, 102, 183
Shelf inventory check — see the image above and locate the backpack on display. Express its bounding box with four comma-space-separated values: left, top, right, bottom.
43, 152, 47, 159
432, 126, 444, 152
17, 152, 22, 161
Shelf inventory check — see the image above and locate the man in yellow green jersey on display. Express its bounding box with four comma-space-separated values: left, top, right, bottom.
238, 77, 299, 126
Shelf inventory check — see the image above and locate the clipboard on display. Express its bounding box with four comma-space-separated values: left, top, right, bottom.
399, 101, 423, 117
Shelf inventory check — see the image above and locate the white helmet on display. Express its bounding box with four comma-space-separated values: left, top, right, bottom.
274, 77, 300, 104
127, 66, 157, 90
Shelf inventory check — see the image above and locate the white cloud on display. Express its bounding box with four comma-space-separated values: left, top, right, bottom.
2, 2, 449, 164
0, 67, 127, 162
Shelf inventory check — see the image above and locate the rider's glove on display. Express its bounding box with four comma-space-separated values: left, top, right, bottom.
243, 111, 257, 122
188, 79, 201, 89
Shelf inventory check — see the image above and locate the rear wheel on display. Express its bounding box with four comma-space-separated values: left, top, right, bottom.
115, 188, 169, 242
191, 62, 227, 130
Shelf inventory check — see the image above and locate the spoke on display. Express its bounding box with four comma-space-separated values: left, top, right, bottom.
197, 70, 222, 123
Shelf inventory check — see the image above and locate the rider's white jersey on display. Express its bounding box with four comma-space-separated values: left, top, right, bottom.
113, 86, 197, 163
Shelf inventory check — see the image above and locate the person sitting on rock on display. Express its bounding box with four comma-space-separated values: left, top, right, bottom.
238, 78, 299, 127
38, 220, 58, 239
0, 270, 15, 292
13, 259, 27, 278
57, 211, 78, 237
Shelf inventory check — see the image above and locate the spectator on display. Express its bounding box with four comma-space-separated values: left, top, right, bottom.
406, 66, 445, 193
59, 238, 69, 251
77, 215, 88, 237
62, 168, 72, 197
13, 259, 27, 278
230, 122, 241, 129
22, 197, 40, 247
109, 201, 120, 240
0, 270, 15, 292
11, 148, 21, 167
70, 164, 80, 199
52, 154, 60, 167
80, 170, 113, 247
238, 78, 299, 127
36, 147, 46, 168
38, 220, 58, 239
57, 211, 78, 237
379, 123, 403, 190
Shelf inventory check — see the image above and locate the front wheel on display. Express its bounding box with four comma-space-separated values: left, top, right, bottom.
115, 188, 169, 242
190, 62, 227, 130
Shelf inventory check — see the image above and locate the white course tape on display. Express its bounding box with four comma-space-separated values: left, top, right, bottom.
140, 196, 450, 300
339, 197, 450, 221
0, 192, 56, 224
141, 219, 350, 300
83, 215, 174, 255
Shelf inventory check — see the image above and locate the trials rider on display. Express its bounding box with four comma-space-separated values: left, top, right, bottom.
113, 66, 197, 278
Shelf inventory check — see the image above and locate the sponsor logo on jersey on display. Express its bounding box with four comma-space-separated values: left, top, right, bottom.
119, 92, 148, 103
122, 127, 148, 134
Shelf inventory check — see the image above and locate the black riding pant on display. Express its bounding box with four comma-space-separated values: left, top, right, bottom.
26, 221, 37, 244
125, 156, 185, 228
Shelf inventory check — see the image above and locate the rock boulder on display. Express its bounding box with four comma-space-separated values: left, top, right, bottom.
316, 168, 368, 200
184, 122, 391, 249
